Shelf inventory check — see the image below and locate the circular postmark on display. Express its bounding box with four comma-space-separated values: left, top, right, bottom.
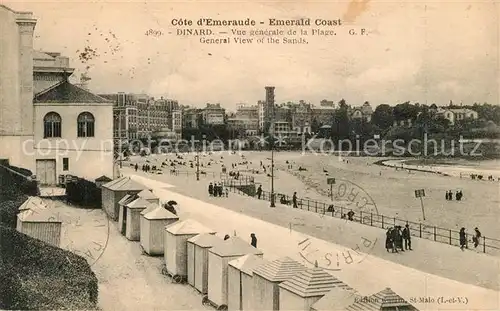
297, 178, 379, 271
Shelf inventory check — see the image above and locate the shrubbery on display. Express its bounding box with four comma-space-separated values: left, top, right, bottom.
65, 177, 102, 208
0, 226, 98, 310
0, 164, 99, 310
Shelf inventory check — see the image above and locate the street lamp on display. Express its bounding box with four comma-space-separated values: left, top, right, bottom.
270, 118, 276, 208
195, 153, 200, 181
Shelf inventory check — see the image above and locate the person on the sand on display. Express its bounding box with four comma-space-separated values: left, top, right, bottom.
292, 192, 298, 208
256, 185, 262, 199
134, 163, 138, 172
250, 233, 257, 248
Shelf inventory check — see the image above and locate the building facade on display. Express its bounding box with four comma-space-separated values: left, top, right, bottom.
436, 107, 478, 125
0, 5, 37, 170
99, 93, 179, 142
33, 81, 114, 183
349, 102, 373, 122
202, 103, 225, 125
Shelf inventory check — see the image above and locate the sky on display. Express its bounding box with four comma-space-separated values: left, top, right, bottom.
3, 0, 500, 110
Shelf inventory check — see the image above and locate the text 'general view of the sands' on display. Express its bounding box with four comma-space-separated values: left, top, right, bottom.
145, 17, 367, 44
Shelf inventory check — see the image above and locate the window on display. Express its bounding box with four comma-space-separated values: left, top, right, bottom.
77, 112, 95, 137
43, 112, 62, 138
63, 158, 69, 171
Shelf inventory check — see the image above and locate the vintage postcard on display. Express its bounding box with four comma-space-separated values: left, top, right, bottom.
0, 0, 499, 310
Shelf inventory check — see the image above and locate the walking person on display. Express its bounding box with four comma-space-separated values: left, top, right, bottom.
459, 227, 467, 250
208, 182, 213, 196
391, 227, 399, 253
250, 233, 257, 248
385, 228, 393, 252
292, 192, 298, 208
134, 163, 138, 172
402, 224, 412, 250
256, 185, 262, 199
473, 227, 481, 248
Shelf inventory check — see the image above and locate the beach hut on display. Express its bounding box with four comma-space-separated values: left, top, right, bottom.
311, 286, 360, 311
117, 194, 137, 228
141, 206, 179, 255
207, 237, 263, 309
187, 233, 223, 294
344, 287, 419, 311
278, 265, 353, 311
16, 197, 62, 247
137, 189, 160, 206
101, 176, 146, 221
164, 219, 216, 281
228, 254, 268, 311
140, 202, 161, 245
122, 197, 151, 240
252, 256, 307, 311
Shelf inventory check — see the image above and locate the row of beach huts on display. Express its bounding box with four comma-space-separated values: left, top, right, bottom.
16, 176, 419, 311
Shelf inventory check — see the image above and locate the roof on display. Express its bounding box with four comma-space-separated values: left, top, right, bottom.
33, 80, 113, 104
345, 288, 416, 311
253, 256, 306, 282
126, 197, 151, 209
278, 267, 353, 298
311, 287, 359, 311
118, 194, 135, 205
18, 198, 61, 222
140, 203, 159, 215
102, 177, 146, 191
137, 189, 158, 200
18, 196, 46, 211
165, 219, 215, 235
95, 175, 113, 182
187, 233, 222, 248
229, 254, 268, 276
144, 207, 179, 220
209, 236, 263, 257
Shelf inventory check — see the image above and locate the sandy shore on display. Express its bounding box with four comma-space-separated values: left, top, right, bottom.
128, 151, 500, 240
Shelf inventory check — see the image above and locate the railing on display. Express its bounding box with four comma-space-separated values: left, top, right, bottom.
223, 173, 499, 254
168, 170, 217, 178
168, 168, 500, 254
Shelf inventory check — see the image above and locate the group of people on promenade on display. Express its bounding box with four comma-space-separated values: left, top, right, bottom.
385, 224, 412, 253
134, 163, 157, 172
208, 182, 228, 197
459, 227, 482, 250
445, 190, 463, 201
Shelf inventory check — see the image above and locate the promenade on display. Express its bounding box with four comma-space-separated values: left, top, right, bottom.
124, 168, 500, 310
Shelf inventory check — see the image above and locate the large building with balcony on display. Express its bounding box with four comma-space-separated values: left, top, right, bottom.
202, 103, 226, 125
99, 93, 180, 142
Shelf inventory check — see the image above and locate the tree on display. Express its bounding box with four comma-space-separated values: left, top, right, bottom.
372, 104, 394, 130
310, 118, 320, 134
332, 99, 350, 140
393, 102, 420, 121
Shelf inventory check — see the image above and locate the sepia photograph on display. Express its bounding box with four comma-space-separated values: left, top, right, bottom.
0, 0, 499, 310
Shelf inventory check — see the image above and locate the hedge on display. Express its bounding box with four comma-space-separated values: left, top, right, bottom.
0, 226, 98, 310
65, 178, 102, 208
